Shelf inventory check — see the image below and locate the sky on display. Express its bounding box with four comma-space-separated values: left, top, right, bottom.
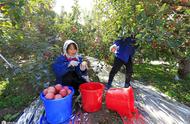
53, 0, 94, 15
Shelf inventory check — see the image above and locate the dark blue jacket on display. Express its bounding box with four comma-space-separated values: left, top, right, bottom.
114, 37, 138, 63
52, 55, 87, 84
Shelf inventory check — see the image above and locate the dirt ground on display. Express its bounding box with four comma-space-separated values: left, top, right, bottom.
71, 92, 123, 124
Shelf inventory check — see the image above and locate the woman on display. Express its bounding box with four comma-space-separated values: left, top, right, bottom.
52, 40, 89, 94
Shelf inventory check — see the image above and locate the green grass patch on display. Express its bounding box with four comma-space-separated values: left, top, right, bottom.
0, 80, 38, 121
133, 63, 190, 106
0, 81, 7, 96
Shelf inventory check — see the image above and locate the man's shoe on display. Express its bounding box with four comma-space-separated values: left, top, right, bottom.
124, 83, 130, 88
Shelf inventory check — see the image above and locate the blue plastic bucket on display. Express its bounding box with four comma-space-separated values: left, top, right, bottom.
40, 86, 74, 124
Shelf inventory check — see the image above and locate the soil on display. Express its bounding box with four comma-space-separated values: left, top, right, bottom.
71, 93, 123, 124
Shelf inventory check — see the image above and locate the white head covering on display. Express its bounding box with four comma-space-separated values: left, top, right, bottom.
63, 40, 79, 58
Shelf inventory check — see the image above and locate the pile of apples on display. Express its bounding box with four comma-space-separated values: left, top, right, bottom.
43, 84, 72, 100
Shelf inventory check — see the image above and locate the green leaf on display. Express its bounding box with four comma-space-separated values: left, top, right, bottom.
184, 9, 190, 15
159, 3, 167, 13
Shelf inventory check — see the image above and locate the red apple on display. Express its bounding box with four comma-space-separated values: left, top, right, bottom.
45, 92, 54, 99
47, 86, 56, 94
71, 26, 77, 33
43, 51, 52, 60
55, 84, 62, 92
54, 94, 62, 99
63, 86, 69, 90
67, 89, 72, 95
59, 89, 67, 97
43, 88, 48, 95
181, 0, 188, 3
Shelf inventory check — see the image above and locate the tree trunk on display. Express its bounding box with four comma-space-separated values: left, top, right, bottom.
178, 58, 190, 79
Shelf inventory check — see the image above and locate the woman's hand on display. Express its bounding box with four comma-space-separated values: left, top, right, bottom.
109, 44, 118, 53
68, 60, 79, 67
80, 61, 88, 71
82, 75, 90, 82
